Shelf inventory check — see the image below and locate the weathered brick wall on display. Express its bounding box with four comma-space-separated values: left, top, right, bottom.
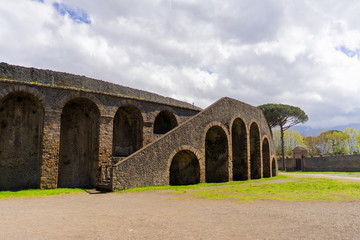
112, 97, 277, 190
0, 66, 200, 190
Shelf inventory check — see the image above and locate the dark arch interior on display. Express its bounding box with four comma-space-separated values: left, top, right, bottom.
272, 158, 277, 177
170, 150, 200, 185
153, 110, 178, 134
232, 118, 248, 181
205, 126, 229, 183
250, 123, 261, 179
262, 138, 271, 178
58, 98, 100, 188
113, 105, 143, 157
0, 92, 44, 190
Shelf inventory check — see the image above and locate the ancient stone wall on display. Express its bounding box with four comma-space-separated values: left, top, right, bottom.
0, 65, 199, 190
112, 97, 277, 190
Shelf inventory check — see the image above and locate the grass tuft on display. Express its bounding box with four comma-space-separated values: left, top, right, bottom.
0, 188, 85, 200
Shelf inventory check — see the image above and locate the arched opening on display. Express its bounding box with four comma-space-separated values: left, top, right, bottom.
272, 158, 277, 177
58, 98, 100, 188
232, 118, 248, 181
0, 92, 44, 190
262, 138, 271, 178
153, 110, 178, 135
250, 123, 261, 179
205, 126, 229, 183
113, 105, 143, 157
170, 150, 200, 185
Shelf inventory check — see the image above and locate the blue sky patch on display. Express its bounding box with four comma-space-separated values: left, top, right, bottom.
30, 0, 44, 3
53, 2, 91, 24
336, 45, 360, 58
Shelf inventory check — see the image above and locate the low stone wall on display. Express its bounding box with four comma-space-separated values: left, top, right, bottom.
278, 155, 360, 172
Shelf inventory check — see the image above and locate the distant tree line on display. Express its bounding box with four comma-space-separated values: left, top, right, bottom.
272, 128, 360, 157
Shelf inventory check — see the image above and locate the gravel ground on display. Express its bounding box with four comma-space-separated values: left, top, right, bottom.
1, 188, 360, 240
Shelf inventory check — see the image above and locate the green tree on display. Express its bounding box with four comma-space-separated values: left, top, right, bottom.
303, 135, 321, 157
258, 104, 308, 170
344, 127, 360, 153
273, 128, 305, 157
317, 130, 351, 155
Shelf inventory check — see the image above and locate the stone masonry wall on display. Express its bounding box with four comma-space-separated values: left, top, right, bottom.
112, 97, 277, 190
278, 155, 360, 172
0, 70, 199, 189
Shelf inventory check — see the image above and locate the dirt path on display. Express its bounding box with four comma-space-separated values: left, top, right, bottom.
1, 190, 360, 240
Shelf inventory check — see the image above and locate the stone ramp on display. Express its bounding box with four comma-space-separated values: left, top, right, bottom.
110, 97, 276, 190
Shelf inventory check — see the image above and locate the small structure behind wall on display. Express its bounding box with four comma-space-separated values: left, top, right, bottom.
293, 146, 308, 171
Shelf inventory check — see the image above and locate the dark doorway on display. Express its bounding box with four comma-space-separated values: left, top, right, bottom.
113, 105, 143, 157
170, 150, 200, 185
153, 110, 178, 134
296, 159, 302, 171
58, 98, 100, 188
232, 118, 248, 181
0, 92, 44, 190
205, 126, 229, 183
250, 123, 261, 179
272, 158, 277, 177
262, 138, 271, 178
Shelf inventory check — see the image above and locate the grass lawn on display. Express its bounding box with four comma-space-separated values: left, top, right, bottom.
280, 170, 360, 175
0, 188, 85, 200
1, 173, 360, 202
120, 174, 360, 202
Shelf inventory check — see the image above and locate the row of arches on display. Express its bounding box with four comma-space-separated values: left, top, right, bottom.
170, 120, 276, 185
0, 92, 179, 190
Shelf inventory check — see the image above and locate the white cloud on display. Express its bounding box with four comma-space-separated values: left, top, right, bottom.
1, 0, 360, 131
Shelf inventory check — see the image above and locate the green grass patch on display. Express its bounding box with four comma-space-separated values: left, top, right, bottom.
194, 177, 360, 202
0, 188, 85, 200
118, 174, 360, 202
282, 171, 360, 175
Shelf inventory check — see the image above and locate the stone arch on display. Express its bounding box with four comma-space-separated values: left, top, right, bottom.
153, 110, 178, 135
250, 122, 261, 179
205, 125, 229, 183
57, 93, 106, 116
231, 118, 248, 181
0, 85, 50, 111
271, 157, 277, 177
169, 150, 200, 185
262, 137, 271, 178
113, 105, 143, 157
58, 97, 100, 188
0, 91, 44, 190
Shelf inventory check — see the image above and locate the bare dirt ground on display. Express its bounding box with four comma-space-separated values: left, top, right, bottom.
1, 183, 360, 240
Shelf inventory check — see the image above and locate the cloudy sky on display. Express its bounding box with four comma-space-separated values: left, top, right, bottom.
1, 0, 360, 132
